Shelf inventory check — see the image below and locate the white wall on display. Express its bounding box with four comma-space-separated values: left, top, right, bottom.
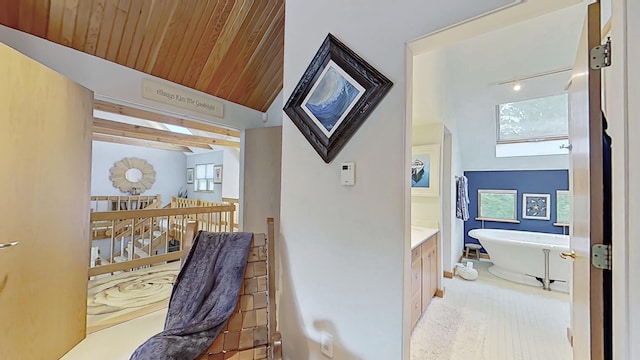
242, 127, 282, 233
441, 128, 456, 274
411, 123, 443, 229
281, 1, 514, 359
412, 49, 465, 272
450, 4, 584, 171
264, 91, 284, 127
414, 4, 585, 172
0, 25, 265, 131
610, 0, 639, 358
624, 0, 640, 355
184, 148, 240, 203
91, 141, 186, 206
222, 148, 240, 199
185, 151, 224, 203
241, 126, 282, 308
412, 49, 455, 126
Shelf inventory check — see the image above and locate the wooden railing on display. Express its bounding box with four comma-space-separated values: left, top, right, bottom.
170, 197, 200, 209
88, 209, 281, 358
90, 195, 161, 212
89, 204, 235, 277
222, 197, 239, 229
267, 217, 283, 360
171, 196, 239, 230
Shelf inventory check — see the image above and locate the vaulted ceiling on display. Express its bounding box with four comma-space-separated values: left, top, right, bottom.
0, 0, 284, 112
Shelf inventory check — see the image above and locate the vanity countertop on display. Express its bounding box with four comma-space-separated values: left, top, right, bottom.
411, 227, 439, 250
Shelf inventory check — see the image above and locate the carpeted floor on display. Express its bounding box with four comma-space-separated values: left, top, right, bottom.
411, 260, 572, 360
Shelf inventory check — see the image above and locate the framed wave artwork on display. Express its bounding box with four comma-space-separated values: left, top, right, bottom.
283, 33, 393, 163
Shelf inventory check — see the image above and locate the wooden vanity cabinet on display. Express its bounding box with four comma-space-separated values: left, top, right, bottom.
421, 235, 438, 311
410, 232, 439, 329
410, 246, 422, 328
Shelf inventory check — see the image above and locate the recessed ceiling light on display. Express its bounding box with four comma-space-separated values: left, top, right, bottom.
512, 82, 522, 91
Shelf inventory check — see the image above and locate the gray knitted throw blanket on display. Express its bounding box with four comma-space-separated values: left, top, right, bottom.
130, 231, 254, 360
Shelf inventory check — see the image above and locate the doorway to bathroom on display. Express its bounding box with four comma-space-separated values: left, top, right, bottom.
407, 1, 611, 359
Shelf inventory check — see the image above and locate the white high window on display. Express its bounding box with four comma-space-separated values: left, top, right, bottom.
496, 94, 570, 157
195, 163, 215, 192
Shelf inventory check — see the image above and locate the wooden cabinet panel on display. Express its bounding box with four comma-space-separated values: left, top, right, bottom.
421, 243, 432, 311
411, 291, 422, 328
411, 258, 422, 295
410, 232, 440, 330
411, 246, 421, 263
421, 237, 436, 311
420, 238, 431, 256
411, 247, 423, 329
430, 246, 438, 298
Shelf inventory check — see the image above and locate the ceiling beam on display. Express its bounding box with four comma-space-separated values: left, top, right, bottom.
92, 134, 194, 153
93, 117, 241, 149
94, 100, 241, 138
94, 126, 212, 150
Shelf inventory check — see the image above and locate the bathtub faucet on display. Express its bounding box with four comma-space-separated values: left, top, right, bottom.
542, 249, 551, 291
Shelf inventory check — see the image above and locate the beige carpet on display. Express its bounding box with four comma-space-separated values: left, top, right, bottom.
411, 260, 572, 360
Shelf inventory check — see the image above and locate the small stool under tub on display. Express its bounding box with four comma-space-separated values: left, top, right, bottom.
465, 243, 482, 260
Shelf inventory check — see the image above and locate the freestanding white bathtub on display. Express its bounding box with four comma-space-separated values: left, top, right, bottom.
468, 228, 571, 292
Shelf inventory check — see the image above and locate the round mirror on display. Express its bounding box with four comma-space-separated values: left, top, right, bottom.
125, 168, 144, 182
109, 157, 156, 194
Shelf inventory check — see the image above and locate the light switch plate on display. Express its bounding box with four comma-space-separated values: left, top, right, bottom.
340, 162, 355, 186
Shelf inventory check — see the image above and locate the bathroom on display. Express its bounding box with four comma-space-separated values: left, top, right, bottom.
408, 3, 594, 359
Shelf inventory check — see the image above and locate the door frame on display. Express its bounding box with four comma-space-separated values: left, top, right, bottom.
407, 0, 585, 295
407, 0, 634, 358
608, 0, 638, 358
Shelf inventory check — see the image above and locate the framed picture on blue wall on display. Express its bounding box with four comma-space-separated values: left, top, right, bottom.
411, 144, 440, 197
556, 190, 571, 225
522, 193, 551, 220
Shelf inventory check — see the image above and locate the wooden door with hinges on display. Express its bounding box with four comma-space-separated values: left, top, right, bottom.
0, 44, 93, 359
566, 2, 611, 359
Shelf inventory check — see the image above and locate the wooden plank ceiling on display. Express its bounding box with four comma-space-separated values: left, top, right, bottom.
0, 0, 284, 112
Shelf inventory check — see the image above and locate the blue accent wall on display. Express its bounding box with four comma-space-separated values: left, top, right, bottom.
463, 170, 569, 250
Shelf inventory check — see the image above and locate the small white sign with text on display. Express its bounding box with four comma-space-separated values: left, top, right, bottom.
142, 79, 224, 118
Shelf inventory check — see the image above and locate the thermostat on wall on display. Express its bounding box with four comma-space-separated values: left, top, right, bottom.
341, 162, 355, 186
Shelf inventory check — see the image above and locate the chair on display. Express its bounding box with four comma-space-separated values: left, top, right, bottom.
465, 243, 482, 260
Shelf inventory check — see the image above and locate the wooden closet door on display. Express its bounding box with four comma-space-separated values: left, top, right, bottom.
0, 44, 93, 359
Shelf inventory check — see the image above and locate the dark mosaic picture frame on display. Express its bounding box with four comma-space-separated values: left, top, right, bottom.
283, 33, 393, 163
